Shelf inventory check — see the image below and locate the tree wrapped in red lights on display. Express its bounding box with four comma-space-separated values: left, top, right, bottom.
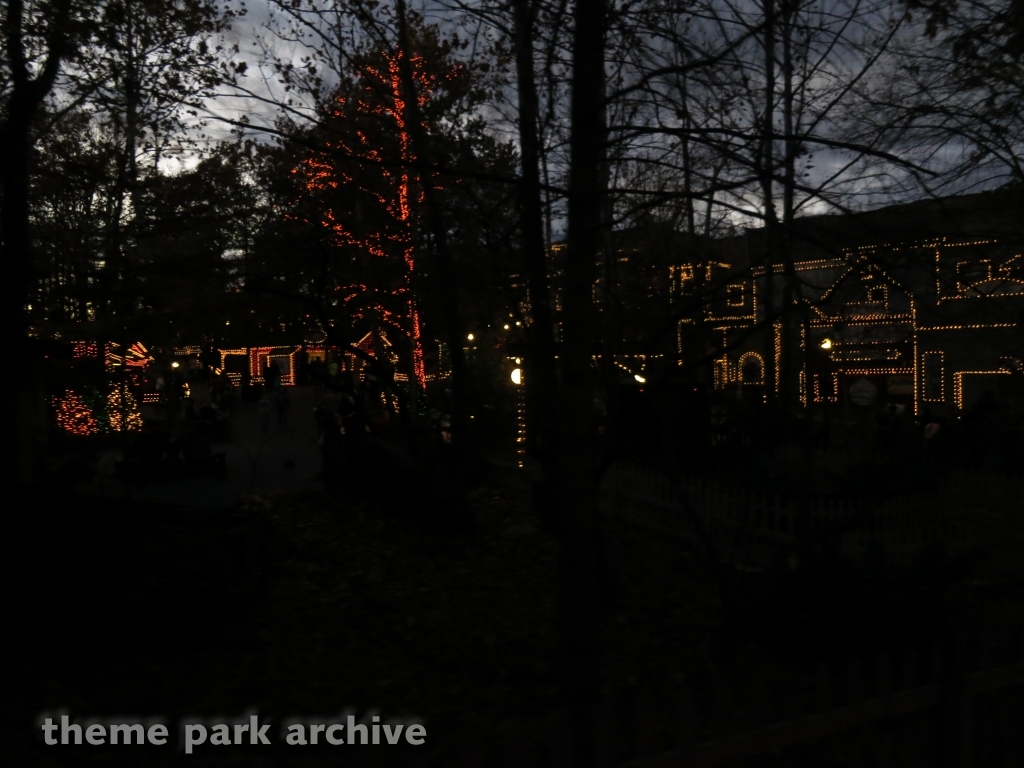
284, 37, 474, 391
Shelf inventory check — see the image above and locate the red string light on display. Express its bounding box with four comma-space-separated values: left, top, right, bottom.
53, 391, 99, 436
289, 48, 453, 391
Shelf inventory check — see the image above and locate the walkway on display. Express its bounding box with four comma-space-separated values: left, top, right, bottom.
90, 386, 324, 508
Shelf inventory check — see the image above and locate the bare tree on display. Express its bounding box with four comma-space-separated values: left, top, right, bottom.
862, 0, 1024, 192
597, 0, 928, 411
1, 0, 77, 337
557, 1, 608, 763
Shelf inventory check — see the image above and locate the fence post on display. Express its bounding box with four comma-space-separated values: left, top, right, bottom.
815, 659, 833, 712
495, 716, 533, 768
672, 680, 698, 750
452, 720, 486, 768
545, 706, 573, 768
903, 646, 920, 689
846, 655, 866, 706
873, 649, 893, 697
633, 686, 659, 760
745, 655, 773, 730
595, 694, 617, 768
940, 639, 974, 768
860, 718, 893, 768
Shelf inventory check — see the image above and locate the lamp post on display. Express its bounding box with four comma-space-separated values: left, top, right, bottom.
511, 363, 525, 467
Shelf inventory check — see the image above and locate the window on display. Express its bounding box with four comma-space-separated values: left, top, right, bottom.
922, 352, 944, 401
727, 283, 746, 307
957, 259, 993, 293
670, 264, 695, 296
739, 353, 764, 384
812, 373, 838, 403
713, 357, 730, 389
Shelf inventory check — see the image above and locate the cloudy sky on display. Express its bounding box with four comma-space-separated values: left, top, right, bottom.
175, 0, 1014, 230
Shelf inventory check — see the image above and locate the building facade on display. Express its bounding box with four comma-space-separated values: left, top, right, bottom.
689, 190, 1024, 414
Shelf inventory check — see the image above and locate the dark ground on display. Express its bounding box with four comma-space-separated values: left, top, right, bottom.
6, 482, 720, 766
6, 474, 1021, 766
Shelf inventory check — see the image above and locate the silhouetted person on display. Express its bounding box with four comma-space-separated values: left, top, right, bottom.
264, 360, 282, 390
309, 357, 325, 391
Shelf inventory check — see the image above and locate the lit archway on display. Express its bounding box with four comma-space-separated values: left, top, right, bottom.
738, 352, 765, 385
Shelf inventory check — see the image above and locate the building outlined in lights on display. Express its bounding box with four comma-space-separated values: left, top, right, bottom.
690, 190, 1024, 414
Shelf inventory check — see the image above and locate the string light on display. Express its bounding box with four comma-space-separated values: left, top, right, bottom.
104, 341, 151, 370
288, 48, 454, 391
841, 367, 913, 376
714, 357, 731, 389
72, 341, 98, 359
52, 391, 98, 436
516, 374, 526, 468
953, 369, 1012, 410
726, 283, 746, 307
219, 348, 248, 363
828, 349, 902, 362
912, 300, 920, 415
812, 373, 840, 403
737, 352, 765, 384
919, 323, 1017, 331
799, 323, 808, 406
106, 384, 143, 432
921, 351, 945, 402
729, 233, 1019, 412
773, 322, 782, 394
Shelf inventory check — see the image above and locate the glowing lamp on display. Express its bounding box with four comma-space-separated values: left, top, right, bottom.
171, 361, 180, 368
511, 368, 522, 385
503, 324, 510, 330
820, 338, 833, 350
467, 333, 475, 341
634, 374, 646, 384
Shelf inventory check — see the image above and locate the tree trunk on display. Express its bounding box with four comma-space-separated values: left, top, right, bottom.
759, 0, 782, 408
512, 0, 560, 467
779, 0, 802, 413
0, 102, 35, 342
559, 1, 607, 763
1, 0, 71, 482
1, 101, 39, 482
393, 0, 470, 460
